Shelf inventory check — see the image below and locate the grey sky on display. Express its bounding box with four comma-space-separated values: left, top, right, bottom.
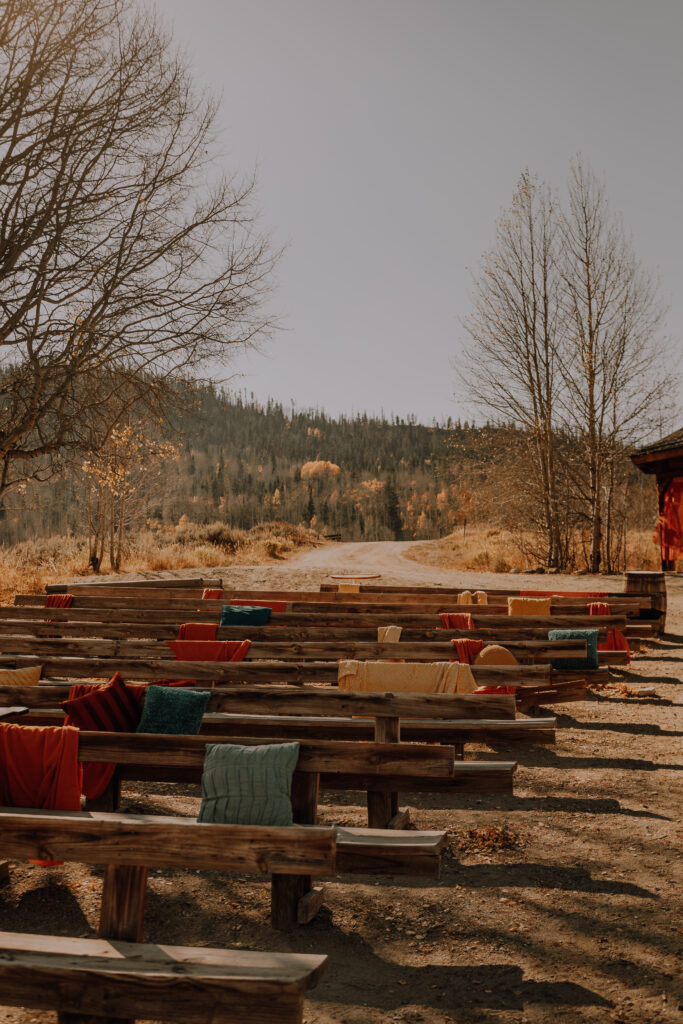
161, 0, 683, 424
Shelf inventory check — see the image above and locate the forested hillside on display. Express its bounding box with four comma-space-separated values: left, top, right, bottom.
0, 389, 499, 544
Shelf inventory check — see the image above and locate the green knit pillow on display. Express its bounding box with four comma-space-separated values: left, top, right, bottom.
198, 742, 300, 826
136, 686, 210, 735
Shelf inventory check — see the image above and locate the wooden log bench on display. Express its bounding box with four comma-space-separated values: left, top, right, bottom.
0, 603, 650, 638
0, 634, 627, 667
71, 729, 516, 828
15, 591, 643, 620
0, 806, 446, 933
0, 932, 327, 1023
34, 585, 652, 615
0, 653, 609, 693
3, 683, 556, 757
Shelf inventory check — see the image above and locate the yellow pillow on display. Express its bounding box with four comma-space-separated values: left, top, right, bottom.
474, 645, 519, 666
0, 665, 42, 686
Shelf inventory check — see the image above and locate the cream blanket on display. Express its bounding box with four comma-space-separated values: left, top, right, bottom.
338, 583, 360, 593
457, 590, 473, 605
377, 625, 402, 642
508, 596, 552, 616
338, 660, 476, 694
474, 591, 488, 605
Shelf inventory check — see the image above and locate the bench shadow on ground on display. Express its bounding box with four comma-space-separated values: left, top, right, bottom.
438, 859, 656, 898
403, 791, 671, 820
481, 745, 682, 772
306, 953, 614, 1015
141, 886, 614, 1016
0, 878, 90, 935
552, 712, 680, 737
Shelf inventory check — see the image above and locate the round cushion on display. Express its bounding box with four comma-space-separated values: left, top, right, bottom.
473, 644, 519, 666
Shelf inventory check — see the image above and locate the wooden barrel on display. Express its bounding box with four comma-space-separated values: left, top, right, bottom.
623, 571, 667, 635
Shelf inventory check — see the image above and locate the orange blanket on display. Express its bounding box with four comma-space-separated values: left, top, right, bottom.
589, 602, 631, 664
177, 623, 219, 641
166, 639, 251, 662
450, 639, 485, 665
0, 722, 81, 865
439, 613, 474, 630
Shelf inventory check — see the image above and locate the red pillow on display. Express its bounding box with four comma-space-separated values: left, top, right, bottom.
61, 672, 141, 732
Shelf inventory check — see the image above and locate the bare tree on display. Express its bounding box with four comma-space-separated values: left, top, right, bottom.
0, 0, 276, 499
462, 172, 567, 567
558, 160, 671, 571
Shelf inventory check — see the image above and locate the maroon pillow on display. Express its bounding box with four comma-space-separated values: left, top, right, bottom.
61, 672, 141, 732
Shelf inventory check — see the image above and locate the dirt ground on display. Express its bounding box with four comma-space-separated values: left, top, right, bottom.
1, 542, 681, 1024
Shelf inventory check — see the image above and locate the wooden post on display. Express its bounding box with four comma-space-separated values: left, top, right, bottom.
271, 873, 311, 931
76, 863, 150, 1024
84, 770, 121, 813
290, 771, 319, 825
367, 716, 400, 829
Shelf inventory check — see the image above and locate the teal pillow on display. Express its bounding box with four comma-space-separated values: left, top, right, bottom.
548, 629, 599, 670
220, 605, 272, 626
136, 686, 210, 734
198, 742, 300, 826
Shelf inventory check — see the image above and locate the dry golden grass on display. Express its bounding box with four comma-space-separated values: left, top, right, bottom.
0, 520, 322, 605
404, 526, 661, 574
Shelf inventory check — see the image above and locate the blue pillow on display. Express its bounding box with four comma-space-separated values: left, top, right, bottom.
136, 686, 210, 734
548, 629, 599, 670
220, 605, 272, 626
198, 742, 300, 826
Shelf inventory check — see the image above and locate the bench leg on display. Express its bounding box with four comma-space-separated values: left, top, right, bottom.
85, 771, 121, 813
271, 873, 312, 931
0, 861, 9, 886
99, 864, 148, 942
367, 790, 399, 829
291, 771, 319, 825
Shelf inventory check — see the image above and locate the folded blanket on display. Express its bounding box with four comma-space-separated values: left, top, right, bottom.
473, 591, 488, 605
0, 665, 42, 686
0, 722, 81, 864
439, 613, 474, 630
221, 606, 272, 626
177, 622, 218, 641
202, 589, 223, 600
508, 597, 552, 616
548, 628, 599, 670
378, 625, 402, 642
166, 640, 251, 662
450, 638, 485, 665
589, 603, 631, 664
338, 583, 360, 593
230, 600, 287, 613
338, 660, 476, 694
457, 590, 473, 605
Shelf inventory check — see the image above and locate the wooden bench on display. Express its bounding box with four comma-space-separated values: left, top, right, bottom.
0, 652, 608, 692
0, 932, 327, 1023
3, 684, 556, 756
0, 806, 446, 931
36, 584, 652, 614
0, 633, 629, 667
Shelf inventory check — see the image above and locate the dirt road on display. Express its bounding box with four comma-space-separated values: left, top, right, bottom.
7, 542, 680, 1024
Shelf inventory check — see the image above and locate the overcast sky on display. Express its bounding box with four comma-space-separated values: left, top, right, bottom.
161, 0, 683, 424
